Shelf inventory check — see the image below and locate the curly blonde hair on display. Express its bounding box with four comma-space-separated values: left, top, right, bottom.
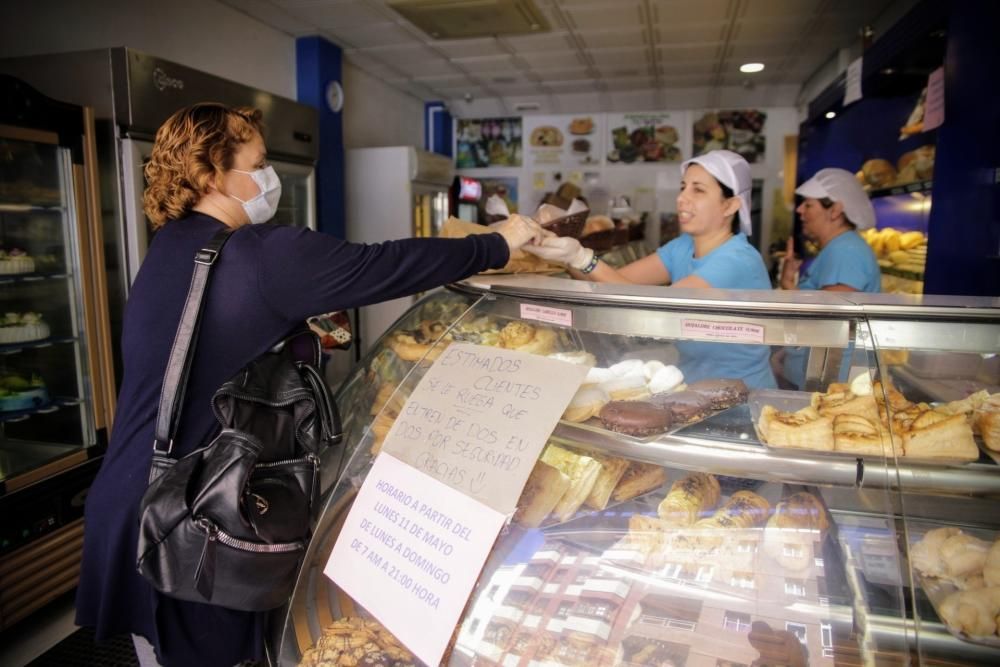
143, 103, 264, 229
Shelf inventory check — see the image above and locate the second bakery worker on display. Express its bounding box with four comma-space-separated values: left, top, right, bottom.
524, 149, 776, 389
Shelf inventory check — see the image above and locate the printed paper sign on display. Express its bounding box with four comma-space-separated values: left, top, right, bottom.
844, 57, 863, 106
520, 303, 573, 327
682, 318, 765, 343
382, 342, 588, 514
326, 453, 506, 667
923, 66, 945, 131
523, 114, 603, 168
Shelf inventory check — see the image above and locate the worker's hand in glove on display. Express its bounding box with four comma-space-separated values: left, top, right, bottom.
521, 235, 595, 271
492, 214, 544, 252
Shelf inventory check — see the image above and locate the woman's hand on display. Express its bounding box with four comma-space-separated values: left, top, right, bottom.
780, 236, 802, 290
522, 235, 594, 271
493, 214, 544, 252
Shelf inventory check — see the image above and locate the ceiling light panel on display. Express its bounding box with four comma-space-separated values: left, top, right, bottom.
649, 0, 731, 22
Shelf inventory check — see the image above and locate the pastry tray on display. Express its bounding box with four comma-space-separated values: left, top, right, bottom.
909, 522, 1000, 649
748, 389, 981, 467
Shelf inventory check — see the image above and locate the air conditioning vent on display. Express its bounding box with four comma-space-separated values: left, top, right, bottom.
388, 0, 550, 40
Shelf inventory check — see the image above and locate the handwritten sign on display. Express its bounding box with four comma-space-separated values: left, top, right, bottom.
923, 66, 945, 131
682, 318, 765, 343
382, 342, 588, 514
326, 453, 506, 667
844, 57, 863, 106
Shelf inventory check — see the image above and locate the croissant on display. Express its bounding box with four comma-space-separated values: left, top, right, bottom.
694, 491, 771, 531
771, 492, 829, 533
656, 472, 720, 527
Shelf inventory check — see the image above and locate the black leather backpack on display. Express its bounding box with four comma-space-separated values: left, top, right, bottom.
136, 228, 342, 611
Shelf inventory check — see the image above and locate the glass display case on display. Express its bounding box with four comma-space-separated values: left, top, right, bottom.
0, 76, 116, 629
276, 275, 1000, 667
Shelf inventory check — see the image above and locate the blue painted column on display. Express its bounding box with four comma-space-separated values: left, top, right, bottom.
424, 101, 452, 157
296, 36, 345, 238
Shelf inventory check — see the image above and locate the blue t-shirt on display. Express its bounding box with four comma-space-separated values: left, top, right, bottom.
656, 233, 776, 389
797, 230, 881, 292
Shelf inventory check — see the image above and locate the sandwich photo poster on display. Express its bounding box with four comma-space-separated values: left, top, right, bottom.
605, 111, 690, 165
692, 109, 767, 163
455, 117, 523, 168
523, 114, 604, 168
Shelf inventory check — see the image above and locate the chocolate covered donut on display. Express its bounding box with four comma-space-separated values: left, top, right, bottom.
598, 400, 672, 436
650, 390, 713, 423
687, 378, 749, 410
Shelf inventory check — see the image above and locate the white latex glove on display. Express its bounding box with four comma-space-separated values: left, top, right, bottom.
521, 235, 594, 270
492, 213, 544, 253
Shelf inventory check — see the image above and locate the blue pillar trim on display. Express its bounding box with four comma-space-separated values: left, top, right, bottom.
296, 36, 345, 238
424, 101, 452, 157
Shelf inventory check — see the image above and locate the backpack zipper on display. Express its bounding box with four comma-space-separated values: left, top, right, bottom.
196, 517, 304, 553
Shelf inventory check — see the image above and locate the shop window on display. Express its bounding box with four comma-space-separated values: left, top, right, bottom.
662, 563, 683, 579
818, 596, 830, 607
556, 602, 573, 619
737, 540, 756, 553
782, 544, 804, 558
815, 557, 825, 568
723, 611, 751, 632
786, 622, 807, 644
533, 597, 550, 614
695, 565, 714, 583
784, 579, 807, 597
512, 633, 531, 654
730, 572, 755, 589
821, 621, 834, 657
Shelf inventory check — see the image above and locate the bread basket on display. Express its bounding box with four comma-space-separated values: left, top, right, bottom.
541, 209, 588, 238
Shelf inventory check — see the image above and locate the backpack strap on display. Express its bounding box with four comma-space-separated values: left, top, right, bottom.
153, 227, 235, 455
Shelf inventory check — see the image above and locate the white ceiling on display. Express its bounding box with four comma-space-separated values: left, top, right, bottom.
222, 0, 906, 113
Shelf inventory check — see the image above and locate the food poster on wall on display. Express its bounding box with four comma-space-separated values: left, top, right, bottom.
605, 111, 688, 164
523, 114, 603, 168
692, 109, 767, 163
455, 117, 523, 168
480, 177, 519, 214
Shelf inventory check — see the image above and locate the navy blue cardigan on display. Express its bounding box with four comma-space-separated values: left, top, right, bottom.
75, 214, 509, 666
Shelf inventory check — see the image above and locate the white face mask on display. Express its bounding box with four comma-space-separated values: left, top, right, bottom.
229, 166, 281, 224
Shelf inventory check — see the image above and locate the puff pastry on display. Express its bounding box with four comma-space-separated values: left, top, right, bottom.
759, 405, 834, 451
833, 413, 895, 456
611, 462, 667, 502
584, 455, 630, 510
514, 460, 570, 528
812, 386, 879, 422
540, 445, 602, 522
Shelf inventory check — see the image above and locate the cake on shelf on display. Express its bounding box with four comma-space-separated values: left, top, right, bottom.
0, 248, 35, 274
0, 371, 50, 412
0, 312, 50, 344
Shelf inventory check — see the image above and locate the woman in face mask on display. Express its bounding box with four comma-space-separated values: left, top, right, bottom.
524, 150, 776, 389
74, 103, 543, 667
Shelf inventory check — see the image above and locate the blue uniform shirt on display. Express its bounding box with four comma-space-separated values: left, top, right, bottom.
656, 233, 776, 389
797, 230, 881, 292
783, 230, 881, 387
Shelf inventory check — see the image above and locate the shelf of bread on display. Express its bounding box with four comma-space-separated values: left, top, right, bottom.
867, 179, 934, 199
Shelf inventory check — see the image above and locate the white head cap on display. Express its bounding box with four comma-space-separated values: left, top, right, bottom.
796, 168, 876, 230
681, 149, 753, 236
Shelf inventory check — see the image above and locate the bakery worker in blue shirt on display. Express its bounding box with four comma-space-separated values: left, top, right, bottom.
780, 168, 881, 293
524, 149, 776, 389
778, 168, 880, 388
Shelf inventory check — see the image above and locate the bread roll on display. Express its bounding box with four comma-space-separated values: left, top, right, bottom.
938, 587, 1000, 638
656, 472, 720, 527
941, 533, 991, 579
911, 527, 961, 579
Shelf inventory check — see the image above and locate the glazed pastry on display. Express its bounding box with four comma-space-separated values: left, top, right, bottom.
649, 390, 712, 423
611, 462, 667, 502
656, 472, 720, 527
900, 409, 977, 460
974, 394, 1000, 450
584, 455, 631, 510
598, 400, 671, 436
694, 490, 770, 530
832, 414, 894, 456
298, 617, 416, 667
609, 359, 645, 377
540, 445, 602, 522
583, 366, 614, 385
758, 405, 834, 451
642, 360, 666, 380
770, 492, 829, 533
547, 350, 597, 367
562, 385, 610, 423
387, 320, 452, 362
514, 460, 570, 527
812, 386, 879, 422
686, 378, 748, 410
599, 373, 652, 401
498, 321, 557, 356
941, 533, 992, 579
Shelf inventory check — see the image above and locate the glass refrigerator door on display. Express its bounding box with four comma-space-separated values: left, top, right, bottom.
412, 187, 449, 238
0, 131, 97, 488
272, 160, 316, 230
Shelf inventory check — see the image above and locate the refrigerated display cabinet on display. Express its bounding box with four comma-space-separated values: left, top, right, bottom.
0, 76, 116, 629
276, 275, 1000, 666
